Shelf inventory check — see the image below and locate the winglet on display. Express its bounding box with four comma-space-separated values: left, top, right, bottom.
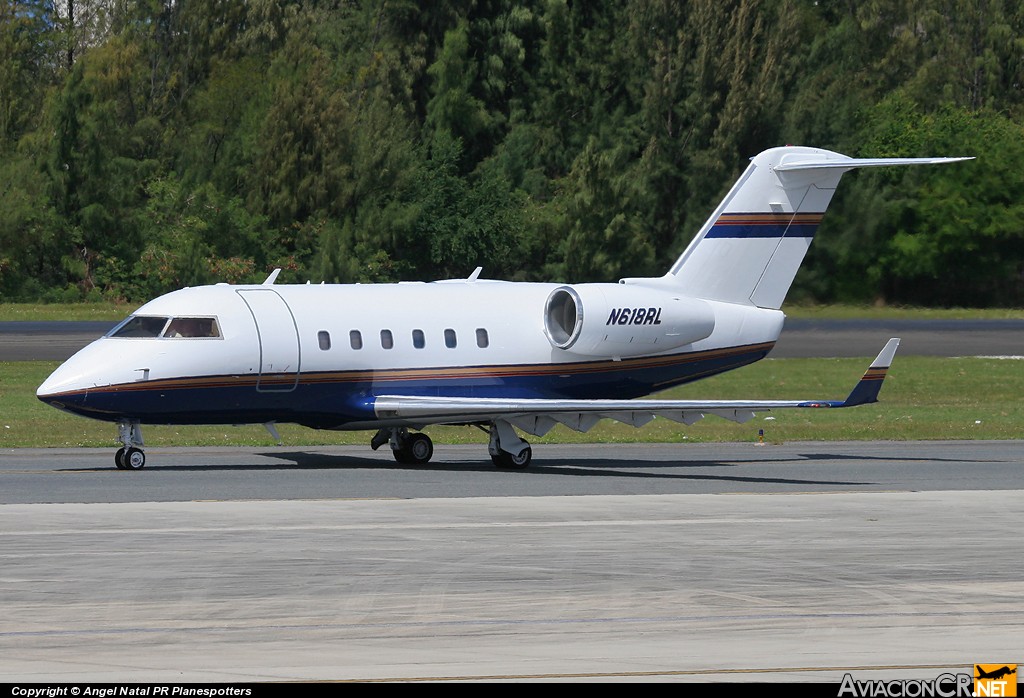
839, 338, 900, 407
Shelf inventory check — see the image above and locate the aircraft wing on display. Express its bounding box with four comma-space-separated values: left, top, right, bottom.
372, 339, 900, 435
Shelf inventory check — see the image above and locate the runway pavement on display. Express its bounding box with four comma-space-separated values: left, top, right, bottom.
0, 321, 116, 361
1, 442, 1021, 682
2, 441, 1023, 503
2, 318, 1024, 360
773, 318, 1024, 358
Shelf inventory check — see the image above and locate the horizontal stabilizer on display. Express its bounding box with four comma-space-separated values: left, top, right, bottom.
371, 339, 901, 430
773, 156, 973, 173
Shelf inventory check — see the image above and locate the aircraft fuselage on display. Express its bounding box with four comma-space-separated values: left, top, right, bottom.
37, 280, 783, 429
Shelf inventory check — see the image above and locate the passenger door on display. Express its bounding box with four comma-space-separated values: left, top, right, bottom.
236, 289, 300, 392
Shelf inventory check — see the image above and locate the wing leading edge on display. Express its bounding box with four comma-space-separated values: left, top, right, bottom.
372, 339, 901, 437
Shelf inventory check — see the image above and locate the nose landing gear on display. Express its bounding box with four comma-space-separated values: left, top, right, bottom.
115, 420, 146, 470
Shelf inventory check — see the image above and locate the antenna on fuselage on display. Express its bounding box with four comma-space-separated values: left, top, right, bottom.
262, 268, 281, 285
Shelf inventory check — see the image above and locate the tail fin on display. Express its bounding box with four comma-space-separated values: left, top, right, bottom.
666, 146, 971, 309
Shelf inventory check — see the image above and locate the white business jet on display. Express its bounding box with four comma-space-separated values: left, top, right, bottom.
37, 146, 970, 470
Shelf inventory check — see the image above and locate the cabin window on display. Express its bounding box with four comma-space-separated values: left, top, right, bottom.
349, 330, 363, 350
412, 329, 425, 349
164, 317, 221, 339
444, 328, 457, 348
476, 328, 489, 348
318, 331, 331, 350
109, 316, 169, 338
380, 329, 394, 349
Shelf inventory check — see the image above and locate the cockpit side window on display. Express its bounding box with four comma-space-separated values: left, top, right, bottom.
164, 317, 221, 338
108, 316, 170, 338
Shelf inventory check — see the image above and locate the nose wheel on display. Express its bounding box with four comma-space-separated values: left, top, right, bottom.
115, 420, 146, 470
115, 446, 146, 470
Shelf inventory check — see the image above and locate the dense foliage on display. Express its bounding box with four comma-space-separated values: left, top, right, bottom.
1, 0, 1022, 306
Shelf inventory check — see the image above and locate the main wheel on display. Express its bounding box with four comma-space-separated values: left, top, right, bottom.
114, 448, 128, 470
393, 433, 433, 465
491, 445, 532, 470
122, 447, 146, 470
406, 433, 433, 464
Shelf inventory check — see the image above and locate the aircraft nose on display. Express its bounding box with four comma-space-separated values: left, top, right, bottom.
36, 340, 128, 418
36, 336, 171, 419
37, 360, 83, 403
36, 373, 58, 398
36, 340, 111, 402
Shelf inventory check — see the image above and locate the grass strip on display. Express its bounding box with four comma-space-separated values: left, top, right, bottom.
3, 357, 1020, 449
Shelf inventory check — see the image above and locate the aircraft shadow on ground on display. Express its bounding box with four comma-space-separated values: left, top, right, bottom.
52, 447, 973, 486
237, 450, 875, 486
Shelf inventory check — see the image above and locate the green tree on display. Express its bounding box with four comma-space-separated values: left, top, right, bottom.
424, 20, 493, 171
796, 97, 1024, 306
252, 25, 350, 226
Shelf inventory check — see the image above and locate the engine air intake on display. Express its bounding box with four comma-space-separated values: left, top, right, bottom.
542, 284, 715, 358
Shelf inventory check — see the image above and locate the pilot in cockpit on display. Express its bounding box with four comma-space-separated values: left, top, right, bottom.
165, 317, 218, 338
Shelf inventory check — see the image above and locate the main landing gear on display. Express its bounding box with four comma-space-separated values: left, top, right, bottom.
114, 420, 146, 470
371, 427, 434, 465
370, 420, 533, 468
487, 420, 532, 469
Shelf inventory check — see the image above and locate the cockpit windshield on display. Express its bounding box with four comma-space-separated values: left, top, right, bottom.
107, 316, 221, 339
108, 316, 169, 338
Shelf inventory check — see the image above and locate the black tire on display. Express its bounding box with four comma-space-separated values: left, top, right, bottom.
491, 446, 532, 469
115, 448, 127, 470
393, 433, 433, 465
406, 433, 433, 464
123, 447, 146, 470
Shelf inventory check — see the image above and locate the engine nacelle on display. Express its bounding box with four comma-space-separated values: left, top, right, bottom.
543, 284, 715, 357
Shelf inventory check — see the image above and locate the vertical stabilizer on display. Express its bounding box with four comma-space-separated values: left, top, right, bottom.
665, 146, 971, 309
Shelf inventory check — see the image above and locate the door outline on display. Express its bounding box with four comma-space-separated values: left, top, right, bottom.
237, 289, 300, 392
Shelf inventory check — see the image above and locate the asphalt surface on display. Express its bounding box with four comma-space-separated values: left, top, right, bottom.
2, 318, 1024, 360
2, 441, 1023, 504
1, 478, 1020, 682
0, 320, 117, 361
2, 443, 1022, 681
773, 318, 1024, 358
